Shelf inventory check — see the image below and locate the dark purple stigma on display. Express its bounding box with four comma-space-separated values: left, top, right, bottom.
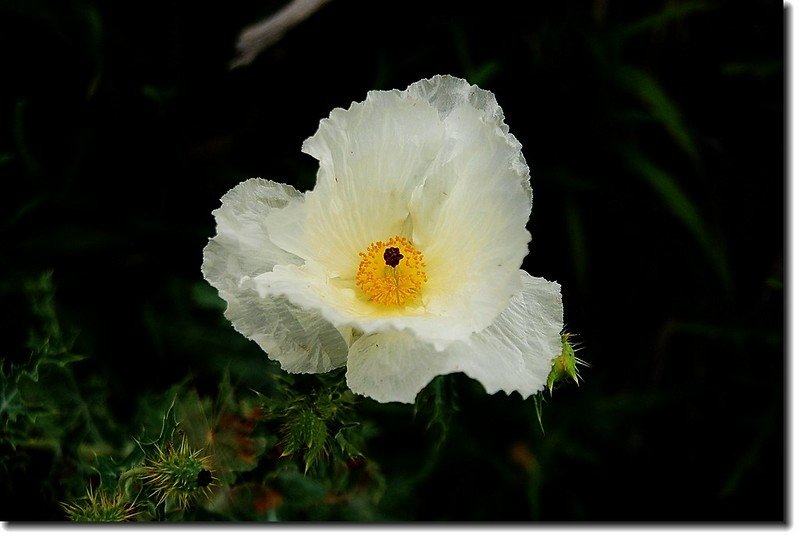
383, 247, 404, 268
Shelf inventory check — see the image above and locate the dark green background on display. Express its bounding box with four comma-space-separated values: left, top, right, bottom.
1, 0, 784, 522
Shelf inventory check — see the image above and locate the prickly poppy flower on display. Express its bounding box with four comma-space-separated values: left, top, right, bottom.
202, 75, 564, 403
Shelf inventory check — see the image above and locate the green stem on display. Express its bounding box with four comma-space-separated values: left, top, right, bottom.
118, 466, 149, 489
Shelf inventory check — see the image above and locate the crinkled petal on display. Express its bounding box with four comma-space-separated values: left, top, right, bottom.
253, 263, 481, 351
228, 280, 350, 373
255, 76, 535, 350
263, 197, 316, 263
407, 75, 533, 337
345, 330, 445, 404
202, 178, 350, 373
203, 78, 559, 393
202, 178, 304, 290
299, 90, 446, 277
452, 272, 562, 398
345, 271, 563, 403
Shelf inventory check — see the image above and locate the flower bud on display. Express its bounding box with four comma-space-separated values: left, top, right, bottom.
546, 332, 586, 393
143, 432, 216, 511
61, 488, 138, 522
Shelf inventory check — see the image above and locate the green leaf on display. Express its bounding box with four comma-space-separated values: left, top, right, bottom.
133, 386, 182, 446
191, 282, 226, 311
613, 1, 715, 41
622, 148, 731, 289
617, 66, 698, 160
413, 375, 457, 450
532, 393, 545, 435
334, 425, 363, 458
258, 377, 372, 478
450, 22, 501, 87
1, 272, 90, 455
722, 60, 782, 79
282, 409, 327, 473
563, 197, 588, 288
468, 61, 502, 87
0, 363, 26, 437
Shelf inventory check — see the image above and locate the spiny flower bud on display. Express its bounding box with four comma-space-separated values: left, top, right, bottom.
142, 432, 216, 511
61, 487, 138, 522
546, 332, 587, 394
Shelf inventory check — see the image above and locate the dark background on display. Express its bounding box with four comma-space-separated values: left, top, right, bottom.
0, 0, 785, 522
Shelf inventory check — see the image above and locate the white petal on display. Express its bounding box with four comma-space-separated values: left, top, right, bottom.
299, 90, 446, 277
407, 75, 533, 337
345, 330, 448, 404
406, 74, 532, 203
254, 77, 536, 350
345, 270, 563, 403
452, 272, 563, 398
202, 178, 304, 292
263, 197, 316, 263
227, 281, 350, 374
253, 262, 487, 351
202, 178, 350, 373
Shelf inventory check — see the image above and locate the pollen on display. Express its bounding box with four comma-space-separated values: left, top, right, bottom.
356, 235, 427, 307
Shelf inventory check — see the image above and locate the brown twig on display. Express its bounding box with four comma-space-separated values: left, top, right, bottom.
230, 0, 334, 69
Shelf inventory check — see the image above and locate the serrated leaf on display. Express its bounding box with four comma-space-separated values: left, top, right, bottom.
133, 386, 182, 446
0, 363, 25, 425
282, 409, 327, 473
334, 425, 363, 458
413, 375, 457, 450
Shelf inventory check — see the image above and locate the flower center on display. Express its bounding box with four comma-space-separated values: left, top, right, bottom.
356, 235, 427, 307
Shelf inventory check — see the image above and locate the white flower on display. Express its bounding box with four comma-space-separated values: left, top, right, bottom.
202, 75, 564, 404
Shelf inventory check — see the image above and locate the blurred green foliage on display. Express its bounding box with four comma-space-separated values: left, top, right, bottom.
0, 0, 784, 522
1, 272, 85, 457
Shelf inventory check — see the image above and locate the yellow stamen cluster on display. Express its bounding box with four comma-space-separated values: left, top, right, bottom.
356, 235, 427, 307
